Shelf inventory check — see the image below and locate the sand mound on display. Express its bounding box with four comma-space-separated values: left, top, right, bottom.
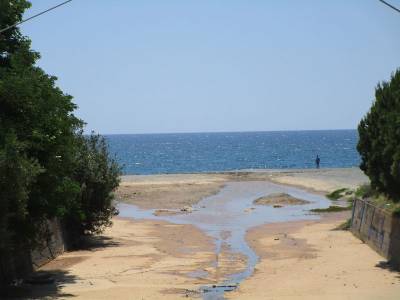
253, 193, 310, 207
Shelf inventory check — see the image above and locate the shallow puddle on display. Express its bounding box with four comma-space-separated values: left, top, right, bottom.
118, 181, 332, 299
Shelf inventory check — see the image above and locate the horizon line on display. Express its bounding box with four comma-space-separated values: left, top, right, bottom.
94, 128, 357, 136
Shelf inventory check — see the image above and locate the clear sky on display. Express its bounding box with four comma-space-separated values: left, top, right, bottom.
21, 0, 400, 134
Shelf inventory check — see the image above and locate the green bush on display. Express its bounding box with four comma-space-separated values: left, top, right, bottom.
334, 219, 352, 231
326, 188, 349, 200
357, 69, 400, 201
354, 184, 375, 199
67, 133, 121, 238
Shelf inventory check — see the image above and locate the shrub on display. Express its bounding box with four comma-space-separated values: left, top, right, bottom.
355, 184, 375, 199
67, 133, 121, 238
334, 219, 352, 231
326, 188, 349, 200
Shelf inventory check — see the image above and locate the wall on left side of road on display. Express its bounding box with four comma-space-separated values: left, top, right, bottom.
0, 218, 67, 286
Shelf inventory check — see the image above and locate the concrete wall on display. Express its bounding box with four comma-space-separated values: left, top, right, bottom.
30, 218, 66, 269
0, 218, 66, 285
351, 198, 400, 268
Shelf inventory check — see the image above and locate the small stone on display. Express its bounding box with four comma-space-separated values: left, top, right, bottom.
181, 206, 193, 212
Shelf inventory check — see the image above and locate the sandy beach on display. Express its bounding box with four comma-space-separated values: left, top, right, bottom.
5, 2, 397, 299
26, 168, 400, 300
116, 168, 368, 210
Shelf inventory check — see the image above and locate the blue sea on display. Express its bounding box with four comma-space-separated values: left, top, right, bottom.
105, 130, 360, 175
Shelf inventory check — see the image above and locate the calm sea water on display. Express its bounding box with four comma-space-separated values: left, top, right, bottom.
105, 130, 360, 175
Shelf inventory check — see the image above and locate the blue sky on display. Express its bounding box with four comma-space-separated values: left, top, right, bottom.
22, 0, 400, 134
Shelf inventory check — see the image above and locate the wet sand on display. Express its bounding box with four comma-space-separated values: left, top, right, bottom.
117, 179, 335, 298
253, 193, 311, 206
28, 168, 400, 300
116, 174, 226, 210
117, 168, 367, 210
30, 218, 245, 299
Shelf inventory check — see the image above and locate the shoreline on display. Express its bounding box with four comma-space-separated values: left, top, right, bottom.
117, 167, 368, 210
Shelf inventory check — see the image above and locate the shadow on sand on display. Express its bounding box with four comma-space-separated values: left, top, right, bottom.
2, 234, 121, 299
1, 269, 77, 299
375, 261, 400, 280
72, 235, 120, 251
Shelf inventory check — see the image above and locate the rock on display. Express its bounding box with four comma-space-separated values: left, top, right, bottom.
153, 209, 180, 216
181, 206, 193, 213
244, 207, 255, 213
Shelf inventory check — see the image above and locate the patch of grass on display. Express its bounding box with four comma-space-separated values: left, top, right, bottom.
334, 218, 352, 230
354, 184, 400, 216
369, 194, 400, 216
310, 205, 352, 213
356, 185, 400, 215
326, 188, 349, 200
355, 184, 375, 199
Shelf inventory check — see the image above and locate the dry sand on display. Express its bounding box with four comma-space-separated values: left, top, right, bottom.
228, 212, 400, 300
265, 167, 369, 194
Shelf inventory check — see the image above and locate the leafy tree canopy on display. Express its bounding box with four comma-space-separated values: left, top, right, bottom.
0, 0, 120, 253
357, 69, 400, 201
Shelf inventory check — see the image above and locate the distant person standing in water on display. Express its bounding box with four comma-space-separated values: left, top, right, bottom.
315, 155, 320, 169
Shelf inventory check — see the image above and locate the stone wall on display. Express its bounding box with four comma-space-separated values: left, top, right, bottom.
351, 198, 400, 268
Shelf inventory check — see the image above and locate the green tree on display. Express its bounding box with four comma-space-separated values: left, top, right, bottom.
0, 134, 42, 251
357, 69, 400, 201
1, 0, 83, 248
0, 0, 31, 68
0, 0, 120, 256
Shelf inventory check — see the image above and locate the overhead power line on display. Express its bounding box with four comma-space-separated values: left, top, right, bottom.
0, 0, 73, 34
0, 0, 397, 35
378, 0, 400, 14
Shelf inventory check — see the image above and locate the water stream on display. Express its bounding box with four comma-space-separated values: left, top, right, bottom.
118, 181, 332, 299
